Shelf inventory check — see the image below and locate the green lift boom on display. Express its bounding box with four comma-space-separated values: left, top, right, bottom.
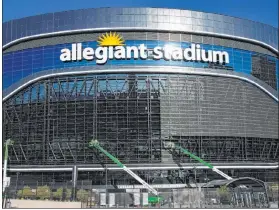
171, 143, 232, 180
88, 139, 159, 196
88, 139, 233, 205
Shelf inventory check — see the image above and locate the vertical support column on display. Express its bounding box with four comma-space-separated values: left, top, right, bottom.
3, 143, 8, 192
72, 165, 78, 201
3, 139, 13, 193
105, 165, 108, 190
2, 143, 8, 208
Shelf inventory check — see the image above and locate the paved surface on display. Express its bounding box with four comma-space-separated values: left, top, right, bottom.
9, 199, 82, 208
270, 202, 279, 208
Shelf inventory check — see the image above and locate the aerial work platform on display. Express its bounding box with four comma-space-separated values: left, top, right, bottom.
88, 139, 233, 195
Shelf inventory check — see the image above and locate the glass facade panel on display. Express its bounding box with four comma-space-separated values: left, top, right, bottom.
3, 40, 278, 90
3, 8, 278, 50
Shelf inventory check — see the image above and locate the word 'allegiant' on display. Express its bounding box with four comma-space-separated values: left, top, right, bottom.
60, 43, 229, 65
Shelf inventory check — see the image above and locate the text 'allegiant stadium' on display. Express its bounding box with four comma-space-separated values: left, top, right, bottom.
60, 32, 229, 65
60, 43, 229, 65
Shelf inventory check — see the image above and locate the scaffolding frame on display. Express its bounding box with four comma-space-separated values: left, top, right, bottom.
3, 74, 278, 168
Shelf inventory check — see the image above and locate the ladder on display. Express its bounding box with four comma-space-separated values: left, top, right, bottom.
88, 140, 159, 196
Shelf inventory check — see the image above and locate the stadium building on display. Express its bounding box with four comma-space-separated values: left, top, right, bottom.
2, 7, 278, 199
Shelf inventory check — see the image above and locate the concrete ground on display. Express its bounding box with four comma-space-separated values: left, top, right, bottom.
9, 199, 82, 209
269, 202, 279, 208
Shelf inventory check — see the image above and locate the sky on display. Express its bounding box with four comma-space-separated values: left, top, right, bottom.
3, 0, 278, 27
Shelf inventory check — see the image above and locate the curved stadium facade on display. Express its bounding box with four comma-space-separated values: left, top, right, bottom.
3, 8, 279, 194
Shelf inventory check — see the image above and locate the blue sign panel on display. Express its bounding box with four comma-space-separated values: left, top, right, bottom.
3, 40, 278, 90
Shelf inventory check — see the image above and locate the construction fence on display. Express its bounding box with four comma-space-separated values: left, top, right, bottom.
83, 187, 273, 208
5, 184, 276, 208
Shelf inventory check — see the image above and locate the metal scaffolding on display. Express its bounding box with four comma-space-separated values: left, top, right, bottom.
3, 73, 279, 186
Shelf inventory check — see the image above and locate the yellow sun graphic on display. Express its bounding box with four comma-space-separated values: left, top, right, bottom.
97, 32, 125, 46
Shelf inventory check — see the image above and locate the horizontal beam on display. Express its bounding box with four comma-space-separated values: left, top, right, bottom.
7, 164, 279, 172
3, 67, 278, 102
7, 168, 73, 172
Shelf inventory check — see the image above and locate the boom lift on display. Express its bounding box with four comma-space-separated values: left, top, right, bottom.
88, 139, 159, 196
88, 139, 233, 204
163, 141, 233, 180
174, 144, 233, 180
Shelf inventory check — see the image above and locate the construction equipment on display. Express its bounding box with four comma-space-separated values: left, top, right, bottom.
165, 142, 233, 180
88, 139, 159, 196
88, 138, 233, 205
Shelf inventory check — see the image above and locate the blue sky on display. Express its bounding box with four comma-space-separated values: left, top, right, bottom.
3, 0, 278, 27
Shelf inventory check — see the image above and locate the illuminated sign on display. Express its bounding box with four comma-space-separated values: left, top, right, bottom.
60, 32, 229, 65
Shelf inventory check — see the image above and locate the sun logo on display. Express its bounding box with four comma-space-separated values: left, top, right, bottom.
97, 32, 125, 46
